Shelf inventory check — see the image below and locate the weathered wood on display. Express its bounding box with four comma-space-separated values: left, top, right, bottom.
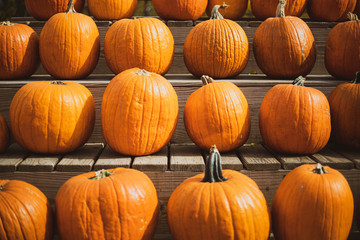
334, 148, 360, 169
132, 146, 168, 171
0, 144, 28, 172
18, 154, 61, 172
170, 144, 205, 171
237, 144, 281, 170
94, 145, 132, 170
272, 150, 316, 170
311, 148, 355, 169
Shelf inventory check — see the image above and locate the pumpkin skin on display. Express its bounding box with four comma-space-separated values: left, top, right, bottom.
25, 0, 84, 20
259, 77, 331, 154
0, 179, 53, 240
101, 68, 179, 156
325, 13, 360, 80
88, 0, 137, 20
184, 4, 249, 78
39, 0, 100, 79
167, 146, 270, 240
56, 168, 159, 240
152, 0, 207, 20
184, 76, 250, 152
9, 81, 95, 154
328, 72, 360, 147
307, 0, 356, 21
253, 1, 316, 78
0, 114, 9, 153
206, 0, 248, 20
104, 17, 174, 75
0, 22, 39, 79
272, 164, 354, 240
251, 0, 307, 20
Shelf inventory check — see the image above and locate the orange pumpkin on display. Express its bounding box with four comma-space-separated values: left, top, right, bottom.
56, 168, 159, 239
25, 0, 84, 20
259, 76, 331, 154
184, 75, 250, 152
167, 146, 270, 240
104, 17, 174, 75
272, 163, 354, 240
0, 114, 9, 153
325, 13, 360, 80
206, 0, 248, 20
152, 0, 207, 20
253, 0, 316, 78
184, 4, 249, 78
251, 0, 307, 20
9, 80, 95, 154
0, 179, 53, 240
88, 0, 137, 20
39, 0, 100, 79
307, 0, 356, 21
0, 21, 39, 79
101, 68, 178, 156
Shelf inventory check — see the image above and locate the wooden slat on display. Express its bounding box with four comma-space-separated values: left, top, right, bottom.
333, 148, 360, 169
311, 148, 355, 169
202, 150, 243, 171
0, 144, 28, 172
237, 144, 281, 170
273, 152, 316, 170
94, 145, 132, 170
170, 145, 204, 171
18, 154, 61, 172
56, 143, 104, 172
132, 146, 168, 171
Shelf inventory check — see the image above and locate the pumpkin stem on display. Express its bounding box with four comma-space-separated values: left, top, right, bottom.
66, 0, 77, 13
352, 72, 360, 84
136, 69, 151, 76
210, 3, 229, 20
0, 21, 14, 26
202, 145, 227, 183
276, 0, 286, 17
0, 185, 3, 191
50, 80, 67, 85
201, 75, 215, 85
91, 169, 113, 180
347, 12, 359, 21
293, 76, 306, 86
313, 163, 328, 174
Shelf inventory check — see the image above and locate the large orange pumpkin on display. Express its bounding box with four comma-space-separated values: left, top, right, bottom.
0, 179, 53, 240
167, 146, 270, 240
206, 0, 248, 20
307, 0, 356, 21
0, 114, 9, 153
25, 0, 84, 20
0, 21, 39, 79
101, 68, 178, 156
88, 0, 137, 20
328, 72, 360, 147
39, 0, 100, 79
184, 75, 250, 152
253, 0, 316, 78
272, 163, 354, 240
104, 17, 174, 75
184, 4, 249, 78
152, 0, 207, 20
56, 168, 159, 239
9, 80, 95, 154
259, 76, 331, 154
251, 0, 307, 20
325, 13, 360, 80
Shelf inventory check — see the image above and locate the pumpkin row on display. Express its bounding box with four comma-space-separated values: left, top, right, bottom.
0, 148, 358, 240
1, 1, 360, 80
1, 68, 360, 156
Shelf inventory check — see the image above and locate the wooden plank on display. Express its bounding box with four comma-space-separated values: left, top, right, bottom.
132, 146, 168, 171
18, 154, 61, 172
93, 145, 132, 170
237, 144, 281, 170
170, 144, 205, 171
271, 150, 316, 170
202, 150, 243, 171
333, 148, 360, 169
311, 148, 355, 169
0, 144, 28, 172
56, 143, 104, 172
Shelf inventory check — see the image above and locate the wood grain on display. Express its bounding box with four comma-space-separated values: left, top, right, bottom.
0, 144, 28, 172
170, 144, 205, 171
237, 144, 281, 170
311, 147, 355, 169
94, 145, 132, 170
18, 154, 61, 172
132, 146, 168, 171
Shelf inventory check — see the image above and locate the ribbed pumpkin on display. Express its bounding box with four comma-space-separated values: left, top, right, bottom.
0, 179, 53, 240
307, 0, 356, 21
167, 146, 270, 240
251, 0, 307, 20
325, 13, 360, 80
259, 76, 331, 154
101, 68, 178, 156
39, 0, 100, 79
328, 72, 360, 147
184, 4, 249, 78
88, 0, 137, 20
206, 0, 248, 20
0, 21, 39, 79
56, 168, 158, 240
184, 75, 250, 152
272, 163, 354, 240
0, 114, 9, 153
253, 0, 316, 78
152, 0, 207, 20
9, 80, 95, 154
25, 0, 84, 20
104, 17, 174, 75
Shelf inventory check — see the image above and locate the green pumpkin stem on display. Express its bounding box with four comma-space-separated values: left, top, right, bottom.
0, 185, 3, 191
66, 0, 77, 13
210, 3, 229, 20
136, 69, 151, 76
0, 21, 14, 26
201, 75, 215, 85
313, 163, 328, 174
276, 0, 286, 17
351, 72, 360, 84
91, 169, 113, 180
347, 12, 359, 21
50, 80, 66, 85
293, 76, 306, 86
202, 145, 227, 183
